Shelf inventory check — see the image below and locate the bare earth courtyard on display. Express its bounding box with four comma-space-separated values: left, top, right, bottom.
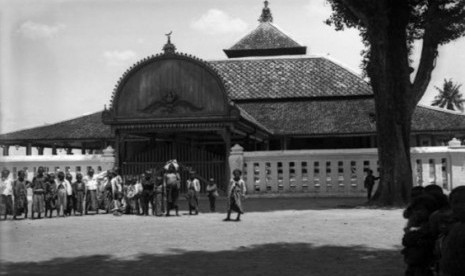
0, 198, 405, 276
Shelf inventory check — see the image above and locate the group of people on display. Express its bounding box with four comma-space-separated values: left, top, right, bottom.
402, 184, 465, 276
0, 162, 247, 222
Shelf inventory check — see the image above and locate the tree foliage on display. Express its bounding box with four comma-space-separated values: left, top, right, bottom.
325, 0, 465, 206
432, 78, 464, 111
326, 0, 465, 99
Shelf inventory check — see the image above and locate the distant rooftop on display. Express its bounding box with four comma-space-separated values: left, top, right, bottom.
223, 1, 307, 58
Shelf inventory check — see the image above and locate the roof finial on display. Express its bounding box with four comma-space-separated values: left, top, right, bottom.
258, 1, 273, 23
162, 31, 176, 54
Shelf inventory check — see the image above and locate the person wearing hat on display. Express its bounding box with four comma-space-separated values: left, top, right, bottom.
206, 178, 219, 212
186, 170, 200, 215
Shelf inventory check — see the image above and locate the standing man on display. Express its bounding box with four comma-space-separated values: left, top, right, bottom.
65, 173, 74, 216
55, 171, 70, 217
164, 163, 180, 216
140, 172, 155, 216
110, 169, 123, 215
72, 173, 86, 216
31, 167, 47, 219
206, 178, 218, 212
84, 168, 99, 214
364, 169, 380, 201
224, 169, 246, 222
153, 175, 164, 216
0, 169, 14, 220
186, 171, 200, 215
13, 170, 30, 220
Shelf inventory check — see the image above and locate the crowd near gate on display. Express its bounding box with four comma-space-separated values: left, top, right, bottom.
121, 142, 226, 194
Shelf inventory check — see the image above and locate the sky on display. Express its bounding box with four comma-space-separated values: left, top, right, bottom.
1, 0, 465, 134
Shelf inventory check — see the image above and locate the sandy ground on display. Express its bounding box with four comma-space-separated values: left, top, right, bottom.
0, 197, 406, 276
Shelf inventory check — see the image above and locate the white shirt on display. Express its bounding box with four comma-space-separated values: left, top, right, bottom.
84, 175, 99, 190
0, 178, 13, 196
229, 178, 246, 196
187, 178, 200, 192
56, 179, 72, 195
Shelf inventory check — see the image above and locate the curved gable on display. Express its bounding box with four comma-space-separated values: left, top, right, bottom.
109, 53, 231, 123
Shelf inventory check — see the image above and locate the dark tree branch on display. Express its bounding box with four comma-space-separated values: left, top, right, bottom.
411, 1, 441, 108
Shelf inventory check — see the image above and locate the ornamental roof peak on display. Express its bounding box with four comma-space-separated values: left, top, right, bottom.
258, 0, 273, 23
162, 31, 176, 54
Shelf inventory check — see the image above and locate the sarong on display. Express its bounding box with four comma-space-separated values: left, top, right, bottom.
32, 193, 45, 213
56, 188, 67, 214
86, 190, 98, 211
228, 189, 244, 214
74, 190, 85, 213
187, 188, 198, 210
103, 190, 113, 212
153, 192, 163, 216
0, 195, 13, 216
14, 194, 27, 215
166, 185, 179, 210
45, 193, 56, 210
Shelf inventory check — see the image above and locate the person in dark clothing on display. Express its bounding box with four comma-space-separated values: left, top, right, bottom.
140, 172, 155, 216
364, 169, 379, 201
206, 178, 218, 212
402, 194, 439, 276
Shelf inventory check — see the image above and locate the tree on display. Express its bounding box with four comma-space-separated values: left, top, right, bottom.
325, 0, 465, 206
432, 78, 464, 111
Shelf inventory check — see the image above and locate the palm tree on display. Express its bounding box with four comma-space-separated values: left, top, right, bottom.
432, 79, 464, 112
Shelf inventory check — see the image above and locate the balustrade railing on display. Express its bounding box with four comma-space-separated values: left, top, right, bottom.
228, 143, 465, 196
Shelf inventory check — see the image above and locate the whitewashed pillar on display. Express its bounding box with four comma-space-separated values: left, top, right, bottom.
228, 144, 244, 178
448, 138, 465, 188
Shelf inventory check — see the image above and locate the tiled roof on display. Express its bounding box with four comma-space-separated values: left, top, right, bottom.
412, 105, 465, 132
237, 99, 465, 135
1, 101, 464, 142
209, 56, 372, 100
225, 22, 304, 51
0, 111, 112, 142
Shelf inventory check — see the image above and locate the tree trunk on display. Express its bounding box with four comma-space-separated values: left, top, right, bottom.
367, 1, 413, 206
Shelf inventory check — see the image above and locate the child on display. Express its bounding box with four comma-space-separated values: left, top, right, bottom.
13, 170, 30, 220
440, 186, 465, 276
0, 169, 14, 220
224, 169, 246, 222
72, 173, 86, 216
401, 194, 438, 276
206, 178, 218, 212
364, 169, 379, 201
153, 176, 164, 216
186, 171, 200, 215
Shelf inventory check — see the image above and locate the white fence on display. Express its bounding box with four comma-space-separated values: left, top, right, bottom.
0, 146, 115, 181
229, 144, 465, 197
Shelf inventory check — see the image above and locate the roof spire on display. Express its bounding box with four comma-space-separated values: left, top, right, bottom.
258, 1, 273, 23
162, 31, 176, 54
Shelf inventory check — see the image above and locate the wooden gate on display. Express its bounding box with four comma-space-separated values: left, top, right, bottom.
121, 142, 226, 193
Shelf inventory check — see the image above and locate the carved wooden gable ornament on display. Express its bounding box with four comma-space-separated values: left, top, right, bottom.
104, 42, 234, 125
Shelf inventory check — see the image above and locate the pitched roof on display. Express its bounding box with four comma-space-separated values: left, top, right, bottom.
412, 105, 465, 132
210, 56, 372, 100
0, 111, 112, 142
1, 99, 464, 143
237, 99, 465, 136
223, 22, 306, 58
